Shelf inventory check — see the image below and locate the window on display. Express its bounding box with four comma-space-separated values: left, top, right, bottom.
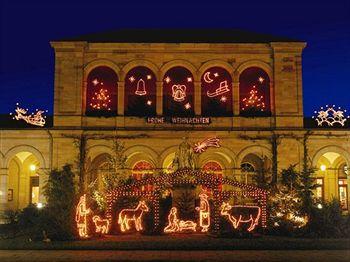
30, 176, 39, 205
241, 162, 255, 184
125, 66, 156, 116
202, 161, 223, 192
163, 66, 194, 116
239, 67, 271, 117
201, 67, 232, 116
86, 66, 118, 116
132, 161, 154, 191
339, 179, 348, 210
315, 178, 324, 200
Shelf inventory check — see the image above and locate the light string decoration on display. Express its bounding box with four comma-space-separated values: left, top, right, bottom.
312, 105, 349, 127
196, 193, 210, 232
118, 201, 149, 232
193, 137, 221, 154
241, 85, 266, 112
92, 215, 110, 234
207, 80, 230, 98
164, 207, 197, 233
10, 103, 47, 127
90, 88, 112, 110
134, 79, 147, 96
75, 194, 90, 238
105, 168, 268, 234
220, 203, 261, 232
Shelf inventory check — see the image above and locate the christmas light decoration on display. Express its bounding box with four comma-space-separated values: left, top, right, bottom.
241, 86, 265, 111
135, 78, 147, 96
90, 89, 112, 110
118, 201, 149, 232
75, 194, 90, 238
193, 137, 220, 153
258, 77, 264, 83
10, 103, 47, 127
146, 100, 152, 106
187, 77, 193, 82
207, 80, 230, 98
172, 84, 187, 102
312, 105, 349, 127
164, 207, 197, 233
220, 96, 227, 102
196, 193, 210, 232
184, 103, 191, 110
220, 203, 261, 232
92, 215, 110, 234
129, 76, 135, 82
164, 76, 171, 83
203, 72, 214, 83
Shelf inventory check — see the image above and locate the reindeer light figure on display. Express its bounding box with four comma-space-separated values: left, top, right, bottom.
220, 202, 261, 232
118, 201, 149, 232
10, 103, 47, 127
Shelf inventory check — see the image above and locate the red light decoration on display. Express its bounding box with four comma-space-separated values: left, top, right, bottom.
118, 201, 149, 232
92, 215, 110, 234
221, 202, 261, 232
90, 88, 112, 110
75, 194, 90, 238
164, 207, 197, 233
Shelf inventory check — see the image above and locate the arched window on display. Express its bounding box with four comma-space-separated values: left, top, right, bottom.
163, 66, 194, 116
201, 67, 232, 116
125, 66, 156, 116
202, 161, 223, 192
239, 67, 271, 116
86, 66, 118, 116
240, 162, 255, 184
132, 161, 154, 191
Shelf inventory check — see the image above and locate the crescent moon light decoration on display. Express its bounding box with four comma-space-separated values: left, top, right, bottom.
203, 72, 214, 83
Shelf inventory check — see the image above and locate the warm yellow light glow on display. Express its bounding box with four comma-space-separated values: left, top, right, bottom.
320, 165, 326, 171
37, 203, 43, 209
30, 164, 36, 171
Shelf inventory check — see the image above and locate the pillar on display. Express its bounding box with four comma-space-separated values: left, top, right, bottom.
0, 168, 8, 212
233, 81, 240, 116
117, 81, 125, 115
38, 168, 50, 205
156, 81, 163, 115
194, 81, 201, 115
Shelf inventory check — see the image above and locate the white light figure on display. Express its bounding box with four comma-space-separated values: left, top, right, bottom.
10, 103, 47, 127
312, 105, 349, 127
172, 84, 187, 102
196, 193, 210, 232
135, 78, 147, 96
193, 137, 220, 154
203, 72, 214, 83
207, 80, 230, 98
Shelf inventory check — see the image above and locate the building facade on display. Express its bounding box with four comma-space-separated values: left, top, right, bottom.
0, 29, 349, 212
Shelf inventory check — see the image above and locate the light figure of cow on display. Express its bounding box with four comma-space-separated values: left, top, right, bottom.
75, 194, 90, 238
164, 207, 197, 233
118, 201, 149, 232
92, 215, 110, 235
220, 202, 261, 232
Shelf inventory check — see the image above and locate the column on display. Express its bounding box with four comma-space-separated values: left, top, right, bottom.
0, 168, 8, 212
156, 81, 163, 115
38, 168, 50, 205
194, 81, 201, 115
232, 81, 240, 116
117, 81, 125, 115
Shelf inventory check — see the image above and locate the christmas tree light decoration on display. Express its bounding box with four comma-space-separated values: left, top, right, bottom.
172, 84, 187, 102
135, 78, 147, 96
258, 76, 264, 83
129, 76, 135, 82
184, 103, 191, 110
196, 193, 210, 232
164, 76, 171, 83
312, 105, 349, 126
10, 103, 47, 127
220, 203, 261, 232
207, 80, 230, 98
193, 137, 220, 153
164, 207, 197, 233
90, 89, 112, 110
241, 86, 266, 111
92, 215, 110, 234
75, 194, 90, 238
118, 201, 149, 232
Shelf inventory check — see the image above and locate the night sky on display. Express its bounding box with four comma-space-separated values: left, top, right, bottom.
1, 0, 349, 116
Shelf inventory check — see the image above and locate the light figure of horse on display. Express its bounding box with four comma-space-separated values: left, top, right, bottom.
118, 201, 149, 232
220, 202, 261, 232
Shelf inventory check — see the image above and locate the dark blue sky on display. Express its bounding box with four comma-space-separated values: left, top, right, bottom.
1, 0, 349, 116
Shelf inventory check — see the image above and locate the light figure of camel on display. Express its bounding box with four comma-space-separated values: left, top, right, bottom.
220, 202, 261, 232
92, 215, 110, 234
118, 201, 149, 232
164, 207, 197, 233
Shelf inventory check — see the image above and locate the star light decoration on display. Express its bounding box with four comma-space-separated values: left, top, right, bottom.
10, 103, 48, 127
312, 105, 349, 127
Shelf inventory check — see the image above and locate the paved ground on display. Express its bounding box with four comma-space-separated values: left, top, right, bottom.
0, 250, 349, 262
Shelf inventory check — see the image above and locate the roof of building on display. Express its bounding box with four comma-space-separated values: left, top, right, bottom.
55, 28, 303, 43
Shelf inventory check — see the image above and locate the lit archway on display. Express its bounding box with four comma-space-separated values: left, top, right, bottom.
132, 161, 155, 191
202, 161, 223, 192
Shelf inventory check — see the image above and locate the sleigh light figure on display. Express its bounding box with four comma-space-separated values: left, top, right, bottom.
118, 201, 149, 232
92, 215, 110, 235
220, 202, 261, 232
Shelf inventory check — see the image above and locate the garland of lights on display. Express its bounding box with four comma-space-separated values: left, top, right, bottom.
312, 105, 349, 127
